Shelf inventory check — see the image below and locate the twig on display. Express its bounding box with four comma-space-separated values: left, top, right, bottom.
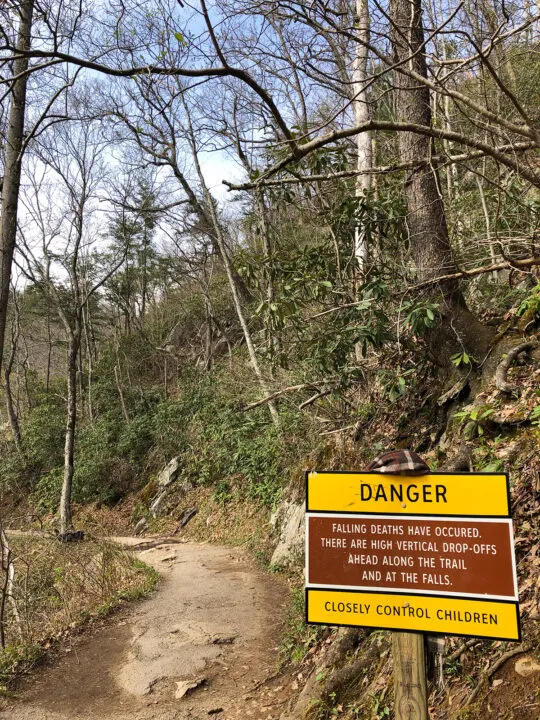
299, 390, 332, 409
243, 381, 327, 410
249, 669, 284, 692
320, 423, 357, 436
446, 638, 481, 663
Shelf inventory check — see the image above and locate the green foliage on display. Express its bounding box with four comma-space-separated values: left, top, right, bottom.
454, 406, 495, 438
14, 359, 312, 512
212, 480, 233, 506
517, 283, 540, 319
401, 300, 439, 334
371, 687, 391, 719
450, 351, 476, 368
529, 405, 540, 426
117, 414, 155, 462
379, 368, 414, 403
32, 467, 64, 512
280, 587, 324, 666
162, 369, 309, 506
305, 278, 393, 374
22, 397, 65, 471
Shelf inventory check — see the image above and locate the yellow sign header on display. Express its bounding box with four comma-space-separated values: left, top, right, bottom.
307, 589, 520, 641
307, 472, 510, 517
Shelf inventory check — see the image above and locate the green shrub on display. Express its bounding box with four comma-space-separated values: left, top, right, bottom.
117, 414, 155, 463
23, 399, 65, 472
32, 467, 64, 512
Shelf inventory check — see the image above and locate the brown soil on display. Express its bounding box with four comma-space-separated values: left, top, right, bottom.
483, 655, 540, 720
0, 538, 293, 720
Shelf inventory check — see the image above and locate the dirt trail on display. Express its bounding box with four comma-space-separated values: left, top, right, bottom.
0, 538, 291, 720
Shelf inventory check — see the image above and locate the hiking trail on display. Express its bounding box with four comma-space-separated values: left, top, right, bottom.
0, 538, 291, 720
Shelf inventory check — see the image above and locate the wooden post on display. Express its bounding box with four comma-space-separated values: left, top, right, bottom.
392, 631, 428, 720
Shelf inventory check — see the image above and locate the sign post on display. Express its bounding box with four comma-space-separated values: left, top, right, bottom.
305, 470, 519, 718
392, 631, 427, 720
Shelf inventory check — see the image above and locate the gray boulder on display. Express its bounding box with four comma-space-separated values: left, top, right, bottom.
156, 457, 180, 487
270, 501, 305, 568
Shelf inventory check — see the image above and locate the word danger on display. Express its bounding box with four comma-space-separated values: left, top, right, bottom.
359, 482, 447, 503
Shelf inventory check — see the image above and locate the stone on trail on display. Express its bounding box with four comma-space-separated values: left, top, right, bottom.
175, 678, 205, 699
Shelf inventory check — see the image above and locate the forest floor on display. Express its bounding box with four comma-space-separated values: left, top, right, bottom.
0, 537, 293, 720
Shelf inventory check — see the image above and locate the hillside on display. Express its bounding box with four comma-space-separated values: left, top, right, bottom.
0, 0, 539, 718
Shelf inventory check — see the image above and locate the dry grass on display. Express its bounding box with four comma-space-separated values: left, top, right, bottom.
0, 535, 158, 690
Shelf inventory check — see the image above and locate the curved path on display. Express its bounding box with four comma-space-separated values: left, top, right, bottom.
0, 538, 290, 720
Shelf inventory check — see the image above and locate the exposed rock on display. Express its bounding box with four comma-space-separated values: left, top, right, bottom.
270, 501, 304, 568
175, 678, 206, 699
514, 656, 540, 677
178, 507, 198, 529
149, 490, 170, 518
134, 518, 148, 535
437, 378, 469, 406
148, 458, 193, 518
157, 457, 180, 488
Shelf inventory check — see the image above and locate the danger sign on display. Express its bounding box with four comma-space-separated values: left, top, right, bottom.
305, 472, 520, 641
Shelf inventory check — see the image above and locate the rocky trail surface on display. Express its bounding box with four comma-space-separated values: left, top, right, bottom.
0, 538, 291, 720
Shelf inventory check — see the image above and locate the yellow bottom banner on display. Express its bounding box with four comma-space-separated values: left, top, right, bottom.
306, 589, 520, 641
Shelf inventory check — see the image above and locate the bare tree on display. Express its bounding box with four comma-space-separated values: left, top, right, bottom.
105, 66, 281, 428
19, 114, 124, 536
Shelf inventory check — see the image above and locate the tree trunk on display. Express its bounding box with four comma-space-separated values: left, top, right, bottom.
4, 298, 23, 453
390, 0, 492, 364
353, 0, 372, 273
59, 328, 80, 536
46, 313, 52, 394
182, 101, 281, 429
5, 359, 23, 455
82, 303, 94, 422
0, 0, 34, 373
211, 215, 281, 430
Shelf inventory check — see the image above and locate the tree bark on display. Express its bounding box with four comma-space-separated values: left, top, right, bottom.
353, 0, 372, 273
0, 0, 35, 374
390, 0, 492, 363
59, 326, 81, 536
4, 293, 23, 453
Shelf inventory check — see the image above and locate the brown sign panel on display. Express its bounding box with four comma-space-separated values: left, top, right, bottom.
307, 514, 518, 601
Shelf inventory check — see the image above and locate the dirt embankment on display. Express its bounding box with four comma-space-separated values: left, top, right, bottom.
0, 538, 291, 720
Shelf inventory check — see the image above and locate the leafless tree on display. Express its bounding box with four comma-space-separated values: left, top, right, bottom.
18, 112, 125, 536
